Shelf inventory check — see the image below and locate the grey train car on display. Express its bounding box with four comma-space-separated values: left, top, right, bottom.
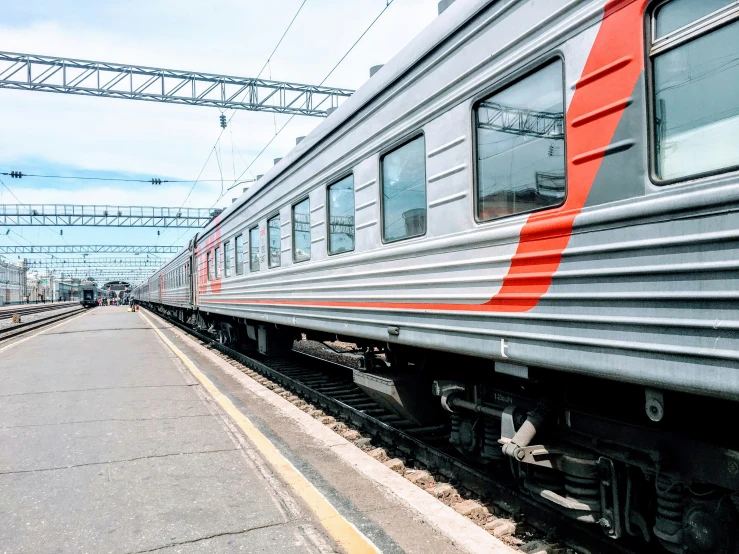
133, 0, 739, 551
79, 285, 102, 307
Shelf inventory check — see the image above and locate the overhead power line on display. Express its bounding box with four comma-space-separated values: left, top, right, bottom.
176, 0, 312, 221
0, 51, 354, 117
0, 171, 241, 184
224, 0, 397, 198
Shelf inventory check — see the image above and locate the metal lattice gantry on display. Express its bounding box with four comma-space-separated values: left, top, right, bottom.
24, 257, 165, 268
0, 51, 355, 117
0, 204, 219, 227
0, 245, 181, 254
478, 102, 564, 139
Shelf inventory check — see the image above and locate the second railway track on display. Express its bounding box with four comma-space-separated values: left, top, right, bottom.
148, 307, 648, 554
0, 305, 86, 342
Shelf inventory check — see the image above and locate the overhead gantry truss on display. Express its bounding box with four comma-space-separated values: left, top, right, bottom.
0, 204, 217, 227
0, 245, 181, 254
0, 51, 354, 117
24, 257, 165, 268
477, 102, 564, 140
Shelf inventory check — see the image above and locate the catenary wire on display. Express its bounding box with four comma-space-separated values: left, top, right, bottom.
222, 0, 397, 201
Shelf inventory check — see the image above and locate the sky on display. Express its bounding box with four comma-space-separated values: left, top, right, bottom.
0, 0, 439, 279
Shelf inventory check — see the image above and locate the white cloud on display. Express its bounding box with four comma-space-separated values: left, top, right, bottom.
0, 0, 438, 185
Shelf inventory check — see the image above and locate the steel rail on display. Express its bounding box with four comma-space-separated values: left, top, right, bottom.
0, 302, 76, 319
0, 305, 86, 341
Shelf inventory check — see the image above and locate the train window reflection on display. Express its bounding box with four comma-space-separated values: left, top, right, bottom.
224, 241, 232, 278
475, 60, 565, 222
328, 175, 354, 254
249, 227, 259, 272
214, 246, 221, 279
293, 198, 311, 263
652, 12, 739, 180
381, 136, 426, 242
235, 234, 244, 275
268, 215, 281, 268
654, 0, 734, 38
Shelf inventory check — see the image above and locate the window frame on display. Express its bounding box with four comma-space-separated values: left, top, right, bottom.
249, 226, 260, 272
326, 172, 356, 256
235, 234, 244, 275
471, 54, 568, 225
207, 251, 213, 281
646, 0, 739, 185
292, 197, 311, 263
214, 246, 221, 279
224, 240, 232, 278
267, 214, 281, 269
379, 133, 428, 244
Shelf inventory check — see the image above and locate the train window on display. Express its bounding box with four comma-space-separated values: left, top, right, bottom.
651, 1, 739, 181
215, 246, 221, 279
292, 198, 311, 263
653, 0, 734, 38
224, 241, 232, 278
249, 227, 259, 272
381, 136, 426, 242
268, 215, 281, 268
207, 251, 213, 281
235, 234, 244, 275
327, 175, 355, 254
474, 60, 565, 222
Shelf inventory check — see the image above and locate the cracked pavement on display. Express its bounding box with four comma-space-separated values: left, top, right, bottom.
0, 307, 338, 554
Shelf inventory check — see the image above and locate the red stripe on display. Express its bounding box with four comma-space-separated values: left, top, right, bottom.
484, 0, 647, 312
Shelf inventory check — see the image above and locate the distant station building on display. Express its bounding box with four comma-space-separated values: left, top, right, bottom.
0, 259, 26, 305
103, 280, 131, 300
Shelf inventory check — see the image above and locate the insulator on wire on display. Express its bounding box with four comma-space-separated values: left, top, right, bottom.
219, 114, 227, 129
9, 171, 23, 178
151, 178, 162, 185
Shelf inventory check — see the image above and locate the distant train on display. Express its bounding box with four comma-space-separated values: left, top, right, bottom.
134, 1, 739, 552
79, 285, 102, 307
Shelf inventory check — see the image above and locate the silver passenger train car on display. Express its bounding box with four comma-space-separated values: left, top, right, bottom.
134, 0, 739, 551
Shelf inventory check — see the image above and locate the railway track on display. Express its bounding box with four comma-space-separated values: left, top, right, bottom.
0, 305, 86, 342
0, 302, 77, 319
149, 307, 648, 554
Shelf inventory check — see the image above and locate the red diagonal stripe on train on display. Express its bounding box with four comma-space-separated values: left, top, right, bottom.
485, 0, 646, 311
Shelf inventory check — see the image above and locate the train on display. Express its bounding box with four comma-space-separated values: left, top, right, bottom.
79, 285, 103, 307
133, 0, 739, 551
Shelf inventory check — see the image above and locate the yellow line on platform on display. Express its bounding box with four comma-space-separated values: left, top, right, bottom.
139, 310, 380, 554
0, 309, 89, 355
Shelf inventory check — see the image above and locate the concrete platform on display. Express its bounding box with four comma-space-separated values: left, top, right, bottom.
0, 307, 515, 554
0, 308, 339, 554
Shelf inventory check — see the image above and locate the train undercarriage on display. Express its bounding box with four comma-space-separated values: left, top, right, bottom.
145, 303, 739, 553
